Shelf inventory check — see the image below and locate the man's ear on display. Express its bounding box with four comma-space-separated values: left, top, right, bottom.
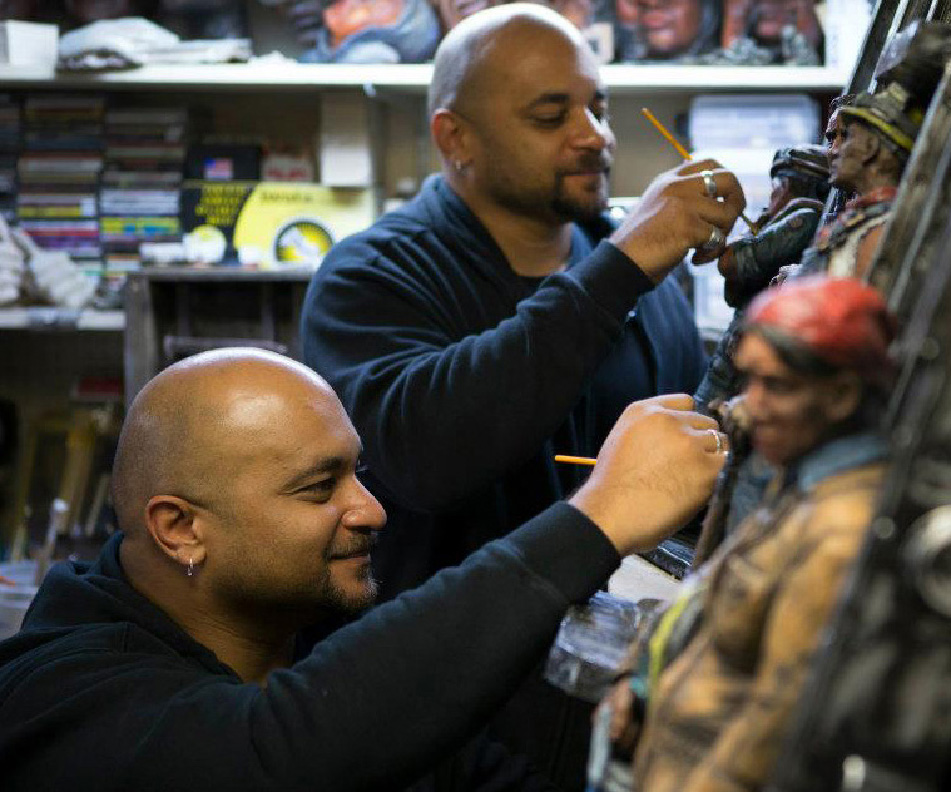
144, 495, 206, 570
821, 372, 863, 425
858, 127, 882, 167
431, 109, 472, 169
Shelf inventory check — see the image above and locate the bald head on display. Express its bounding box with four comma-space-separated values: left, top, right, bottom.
112, 349, 338, 538
427, 3, 589, 117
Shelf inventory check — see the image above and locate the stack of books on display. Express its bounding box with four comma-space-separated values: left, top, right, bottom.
16, 94, 105, 274
99, 107, 188, 292
0, 96, 20, 223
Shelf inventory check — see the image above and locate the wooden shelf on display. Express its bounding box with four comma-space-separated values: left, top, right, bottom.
0, 61, 850, 94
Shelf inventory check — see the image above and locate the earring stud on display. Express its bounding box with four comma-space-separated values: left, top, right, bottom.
186, 558, 195, 577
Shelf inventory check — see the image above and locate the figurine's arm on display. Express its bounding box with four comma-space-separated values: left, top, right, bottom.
720, 206, 821, 308
680, 512, 868, 792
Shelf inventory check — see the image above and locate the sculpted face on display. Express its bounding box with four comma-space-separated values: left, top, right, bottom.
735, 332, 840, 467
459, 21, 615, 224
200, 373, 387, 619
824, 109, 847, 174
751, 0, 811, 43
617, 0, 702, 57
828, 120, 871, 193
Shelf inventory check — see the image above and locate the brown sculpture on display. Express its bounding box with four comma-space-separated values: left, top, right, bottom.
599, 276, 895, 792
797, 22, 951, 281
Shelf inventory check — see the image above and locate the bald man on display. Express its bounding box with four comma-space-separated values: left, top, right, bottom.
0, 349, 725, 792
301, 5, 744, 784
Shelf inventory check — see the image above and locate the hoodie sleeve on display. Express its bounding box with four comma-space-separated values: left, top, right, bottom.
302, 232, 654, 511
0, 503, 619, 792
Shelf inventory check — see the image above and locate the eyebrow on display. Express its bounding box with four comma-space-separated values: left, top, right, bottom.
281, 448, 362, 492
526, 89, 607, 109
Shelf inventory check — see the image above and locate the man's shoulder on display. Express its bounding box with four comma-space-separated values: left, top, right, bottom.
0, 620, 218, 712
316, 200, 451, 279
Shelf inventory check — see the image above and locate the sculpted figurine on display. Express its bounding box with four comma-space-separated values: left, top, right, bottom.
694, 143, 830, 414
598, 276, 896, 792
615, 0, 721, 62
720, 0, 821, 64
797, 22, 951, 280
692, 145, 830, 548
298, 0, 442, 63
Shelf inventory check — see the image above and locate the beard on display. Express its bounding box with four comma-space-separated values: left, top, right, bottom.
550, 171, 610, 224
483, 155, 611, 225
317, 562, 379, 616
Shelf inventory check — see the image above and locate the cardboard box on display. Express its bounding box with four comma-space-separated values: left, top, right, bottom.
0, 21, 58, 68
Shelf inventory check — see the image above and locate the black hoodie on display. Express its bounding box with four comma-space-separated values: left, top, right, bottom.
0, 502, 618, 792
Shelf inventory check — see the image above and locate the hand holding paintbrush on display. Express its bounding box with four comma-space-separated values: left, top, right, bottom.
641, 107, 758, 235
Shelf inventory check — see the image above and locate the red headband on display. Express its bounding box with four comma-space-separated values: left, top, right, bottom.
745, 276, 895, 380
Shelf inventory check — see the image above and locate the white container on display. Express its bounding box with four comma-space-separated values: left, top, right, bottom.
689, 94, 820, 152
0, 21, 59, 68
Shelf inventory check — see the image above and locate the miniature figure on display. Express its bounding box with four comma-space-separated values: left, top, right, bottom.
797, 21, 951, 281
694, 144, 829, 416
721, 0, 821, 63
599, 276, 896, 792
296, 0, 442, 64
615, 0, 720, 62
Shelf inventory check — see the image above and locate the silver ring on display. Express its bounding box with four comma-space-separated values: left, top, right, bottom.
708, 428, 723, 454
701, 169, 718, 199
705, 227, 724, 249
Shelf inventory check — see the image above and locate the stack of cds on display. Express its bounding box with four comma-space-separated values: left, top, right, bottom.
16, 94, 105, 274
99, 107, 188, 290
0, 96, 20, 223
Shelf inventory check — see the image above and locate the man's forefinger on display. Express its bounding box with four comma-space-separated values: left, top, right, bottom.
646, 393, 695, 411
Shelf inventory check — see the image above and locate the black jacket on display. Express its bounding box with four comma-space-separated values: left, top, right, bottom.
0, 503, 618, 792
301, 175, 705, 787
302, 175, 706, 597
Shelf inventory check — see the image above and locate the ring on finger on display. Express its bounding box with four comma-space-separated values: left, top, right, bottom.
708, 428, 723, 454
701, 169, 718, 200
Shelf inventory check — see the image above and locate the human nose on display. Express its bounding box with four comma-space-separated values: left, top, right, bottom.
341, 476, 387, 531
573, 108, 614, 150
742, 377, 767, 417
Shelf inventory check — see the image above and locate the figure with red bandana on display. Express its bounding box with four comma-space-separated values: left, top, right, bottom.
595, 276, 895, 792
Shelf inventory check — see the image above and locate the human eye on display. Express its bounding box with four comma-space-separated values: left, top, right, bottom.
296, 477, 337, 502
532, 108, 568, 127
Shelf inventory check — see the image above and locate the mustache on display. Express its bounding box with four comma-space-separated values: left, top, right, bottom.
328, 534, 379, 560
564, 153, 612, 174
